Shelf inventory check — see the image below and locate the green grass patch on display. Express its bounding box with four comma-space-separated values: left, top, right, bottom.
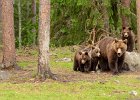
0, 81, 139, 100
51, 61, 73, 69
16, 49, 38, 57
17, 61, 37, 68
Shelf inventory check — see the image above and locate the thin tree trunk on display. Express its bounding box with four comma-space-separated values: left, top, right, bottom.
26, 1, 29, 18
111, 0, 118, 30
136, 0, 140, 53
0, 0, 2, 45
18, 0, 22, 49
1, 0, 16, 69
99, 0, 110, 32
32, 0, 36, 46
121, 0, 130, 27
103, 8, 109, 32
37, 0, 56, 81
0, 0, 1, 20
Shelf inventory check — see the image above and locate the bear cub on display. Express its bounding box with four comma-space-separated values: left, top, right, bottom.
89, 46, 100, 71
121, 27, 135, 52
73, 50, 91, 72
73, 45, 100, 72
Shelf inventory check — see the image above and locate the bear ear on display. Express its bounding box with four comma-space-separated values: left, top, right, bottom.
123, 39, 127, 44
123, 27, 126, 30
85, 52, 88, 55
114, 38, 118, 43
128, 27, 132, 30
79, 51, 82, 55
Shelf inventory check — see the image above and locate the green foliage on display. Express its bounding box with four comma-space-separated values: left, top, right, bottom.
14, 0, 39, 47
51, 0, 104, 46
13, 0, 137, 47
130, 0, 137, 34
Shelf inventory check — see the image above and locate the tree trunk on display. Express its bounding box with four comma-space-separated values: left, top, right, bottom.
99, 0, 110, 32
136, 0, 140, 53
32, 0, 36, 46
102, 8, 109, 32
18, 0, 22, 49
1, 0, 16, 69
26, 1, 30, 18
111, 0, 118, 30
37, 0, 56, 81
121, 0, 130, 27
0, 0, 2, 45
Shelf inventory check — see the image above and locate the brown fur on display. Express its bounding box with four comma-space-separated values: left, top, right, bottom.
98, 37, 127, 75
121, 27, 135, 52
81, 45, 100, 72
90, 46, 100, 71
73, 50, 91, 72
73, 45, 100, 72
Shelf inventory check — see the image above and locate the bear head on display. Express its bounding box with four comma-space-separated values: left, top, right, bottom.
121, 27, 132, 38
113, 39, 127, 57
91, 46, 100, 58
78, 51, 90, 64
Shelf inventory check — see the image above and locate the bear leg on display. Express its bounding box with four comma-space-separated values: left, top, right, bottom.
118, 55, 125, 73
108, 60, 119, 75
84, 62, 91, 72
91, 60, 98, 71
80, 64, 85, 72
73, 60, 79, 71
99, 57, 109, 71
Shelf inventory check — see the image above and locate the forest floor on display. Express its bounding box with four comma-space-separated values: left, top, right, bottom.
0, 46, 140, 100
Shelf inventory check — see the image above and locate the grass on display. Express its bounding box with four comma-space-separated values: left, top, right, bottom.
0, 46, 140, 100
18, 61, 37, 68
0, 81, 139, 100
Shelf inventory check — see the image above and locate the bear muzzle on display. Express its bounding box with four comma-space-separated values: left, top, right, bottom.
81, 59, 86, 64
124, 32, 128, 37
117, 48, 122, 57
97, 53, 100, 57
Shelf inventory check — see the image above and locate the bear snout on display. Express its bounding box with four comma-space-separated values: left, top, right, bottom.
117, 48, 122, 57
81, 59, 86, 64
124, 32, 128, 37
97, 52, 100, 57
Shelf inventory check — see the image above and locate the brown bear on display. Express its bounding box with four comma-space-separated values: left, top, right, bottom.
73, 49, 91, 72
98, 37, 127, 75
121, 27, 135, 52
89, 46, 100, 71
73, 45, 100, 72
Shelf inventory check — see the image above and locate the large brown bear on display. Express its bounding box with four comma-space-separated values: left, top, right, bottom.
121, 27, 135, 52
73, 49, 91, 72
98, 37, 127, 75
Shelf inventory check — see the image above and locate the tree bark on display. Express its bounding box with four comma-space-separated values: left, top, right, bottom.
1, 0, 16, 69
0, 0, 2, 45
121, 0, 130, 27
32, 0, 36, 46
18, 0, 22, 49
26, 1, 30, 18
99, 0, 110, 32
136, 0, 140, 53
111, 0, 118, 30
37, 0, 56, 81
